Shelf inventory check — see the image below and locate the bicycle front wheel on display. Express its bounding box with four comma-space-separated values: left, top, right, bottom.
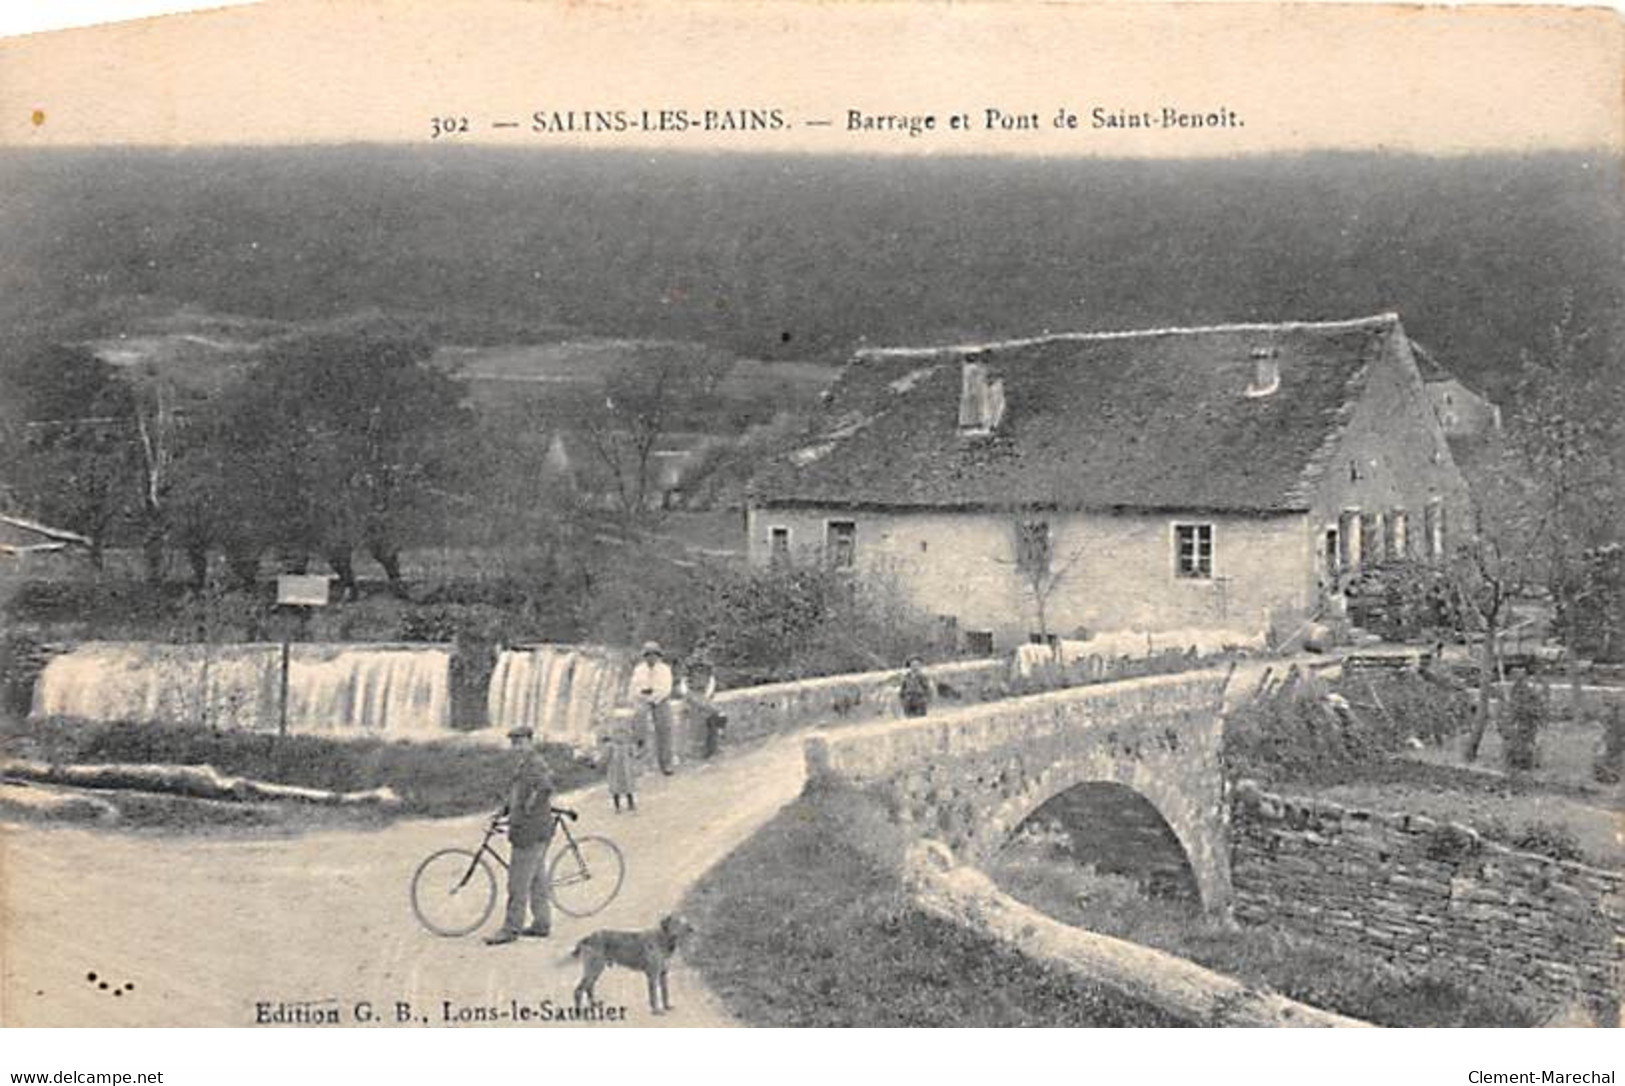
411, 847, 498, 937
547, 835, 626, 918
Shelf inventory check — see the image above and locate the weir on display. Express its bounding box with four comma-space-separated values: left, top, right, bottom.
30, 641, 453, 738
485, 644, 631, 749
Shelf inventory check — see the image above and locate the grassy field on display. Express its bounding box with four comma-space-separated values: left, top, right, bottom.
681, 789, 1184, 1027
0, 715, 601, 832
1294, 719, 1621, 868
989, 845, 1542, 1027
1410, 713, 1615, 792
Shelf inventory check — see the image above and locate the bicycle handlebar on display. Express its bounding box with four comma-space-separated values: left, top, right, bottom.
489, 806, 577, 829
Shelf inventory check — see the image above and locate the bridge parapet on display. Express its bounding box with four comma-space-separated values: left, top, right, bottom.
806, 669, 1235, 916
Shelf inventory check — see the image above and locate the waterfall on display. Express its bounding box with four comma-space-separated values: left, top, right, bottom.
30, 642, 280, 729
486, 644, 629, 749
30, 641, 452, 739
283, 646, 452, 738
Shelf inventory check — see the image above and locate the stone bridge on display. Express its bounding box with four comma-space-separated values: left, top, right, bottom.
804, 669, 1235, 917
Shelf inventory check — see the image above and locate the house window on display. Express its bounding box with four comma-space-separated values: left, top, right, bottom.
1174, 524, 1213, 579
1323, 528, 1340, 579
1425, 499, 1447, 560
1015, 520, 1052, 577
964, 630, 995, 656
769, 526, 791, 565
826, 520, 857, 569
1339, 508, 1363, 570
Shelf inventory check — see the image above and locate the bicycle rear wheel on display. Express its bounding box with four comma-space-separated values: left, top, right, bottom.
411, 848, 498, 936
547, 835, 626, 918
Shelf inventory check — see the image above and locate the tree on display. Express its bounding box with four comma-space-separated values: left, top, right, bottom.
1448, 306, 1622, 760
1449, 520, 1527, 763
992, 471, 1095, 650
579, 343, 732, 528
1006, 516, 1087, 648
1505, 306, 1623, 709
123, 368, 187, 584
210, 318, 477, 597
0, 340, 142, 567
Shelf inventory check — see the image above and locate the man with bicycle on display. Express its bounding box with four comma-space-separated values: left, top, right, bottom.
485, 724, 557, 945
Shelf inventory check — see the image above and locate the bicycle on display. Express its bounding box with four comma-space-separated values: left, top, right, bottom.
410, 806, 626, 937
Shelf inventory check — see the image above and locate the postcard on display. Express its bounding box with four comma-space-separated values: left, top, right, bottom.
0, 0, 1620, 1047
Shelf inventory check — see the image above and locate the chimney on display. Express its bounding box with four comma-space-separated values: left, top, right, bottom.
1246, 345, 1280, 398
959, 359, 1006, 434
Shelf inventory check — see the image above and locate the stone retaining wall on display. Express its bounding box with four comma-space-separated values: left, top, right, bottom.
1231, 780, 1623, 1020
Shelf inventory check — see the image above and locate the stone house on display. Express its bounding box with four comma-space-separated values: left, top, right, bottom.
1411, 341, 1502, 439
746, 313, 1473, 653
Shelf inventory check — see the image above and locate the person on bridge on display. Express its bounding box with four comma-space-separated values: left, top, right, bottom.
485, 724, 557, 946
630, 641, 677, 775
681, 654, 728, 760
899, 655, 933, 718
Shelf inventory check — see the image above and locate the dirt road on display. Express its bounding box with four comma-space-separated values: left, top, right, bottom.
0, 735, 808, 1028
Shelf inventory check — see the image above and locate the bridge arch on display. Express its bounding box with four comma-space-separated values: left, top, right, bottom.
1011, 779, 1204, 904
805, 669, 1236, 919
976, 759, 1230, 916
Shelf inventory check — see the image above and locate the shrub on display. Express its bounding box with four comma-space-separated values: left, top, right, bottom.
579, 545, 942, 684
1507, 821, 1584, 863
1226, 672, 1475, 782
1498, 677, 1546, 772
1424, 823, 1483, 863
4, 577, 176, 627
1345, 560, 1464, 641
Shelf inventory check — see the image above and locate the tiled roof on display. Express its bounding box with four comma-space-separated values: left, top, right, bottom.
752, 314, 1407, 514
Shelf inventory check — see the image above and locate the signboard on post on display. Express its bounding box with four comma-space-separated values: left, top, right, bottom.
274, 575, 332, 735
276, 574, 333, 608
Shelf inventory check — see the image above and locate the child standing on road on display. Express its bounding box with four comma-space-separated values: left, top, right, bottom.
601, 710, 640, 813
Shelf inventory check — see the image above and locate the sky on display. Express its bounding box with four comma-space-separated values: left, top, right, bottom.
0, 0, 1620, 156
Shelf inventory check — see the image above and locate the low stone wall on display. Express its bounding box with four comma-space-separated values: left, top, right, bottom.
1231, 780, 1623, 1021
710, 658, 1008, 742
615, 657, 1009, 760
805, 670, 1235, 915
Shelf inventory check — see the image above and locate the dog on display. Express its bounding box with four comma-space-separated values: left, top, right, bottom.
570, 914, 693, 1015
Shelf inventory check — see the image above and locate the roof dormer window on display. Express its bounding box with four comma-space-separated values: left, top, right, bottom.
1245, 346, 1280, 398
958, 360, 1006, 435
